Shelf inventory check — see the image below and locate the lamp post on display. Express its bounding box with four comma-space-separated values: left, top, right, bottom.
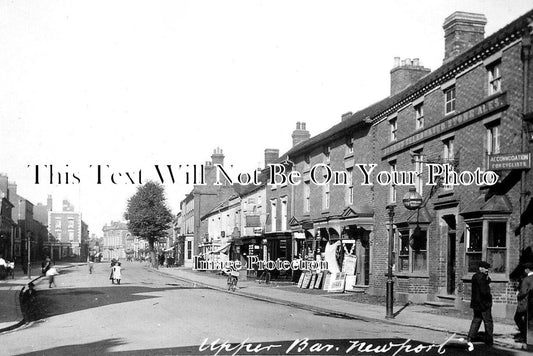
386, 188, 423, 319
386, 205, 395, 319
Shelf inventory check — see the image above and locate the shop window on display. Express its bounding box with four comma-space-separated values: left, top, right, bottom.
398, 231, 409, 272
487, 221, 507, 273
444, 87, 456, 115
397, 228, 428, 273
487, 62, 501, 95
466, 220, 508, 274
466, 222, 483, 272
412, 230, 427, 272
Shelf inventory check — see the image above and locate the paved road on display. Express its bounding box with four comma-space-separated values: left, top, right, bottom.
0, 263, 527, 355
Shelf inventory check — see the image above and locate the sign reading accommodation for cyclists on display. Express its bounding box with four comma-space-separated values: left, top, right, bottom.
488, 152, 531, 170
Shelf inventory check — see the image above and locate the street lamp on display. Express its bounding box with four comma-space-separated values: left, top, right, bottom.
386, 188, 423, 319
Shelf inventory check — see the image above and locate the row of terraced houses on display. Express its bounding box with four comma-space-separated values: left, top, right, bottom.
175, 10, 533, 319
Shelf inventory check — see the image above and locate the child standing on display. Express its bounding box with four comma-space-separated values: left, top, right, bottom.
112, 262, 122, 285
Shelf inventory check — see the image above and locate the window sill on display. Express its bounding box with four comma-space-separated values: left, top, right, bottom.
392, 272, 429, 279
321, 210, 330, 214
344, 152, 354, 160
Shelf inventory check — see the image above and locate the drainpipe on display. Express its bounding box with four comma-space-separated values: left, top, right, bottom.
520, 26, 532, 255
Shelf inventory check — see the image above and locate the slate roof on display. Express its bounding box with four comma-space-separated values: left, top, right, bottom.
286, 8, 533, 158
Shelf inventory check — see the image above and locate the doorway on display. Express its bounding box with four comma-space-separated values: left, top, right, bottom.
447, 232, 456, 295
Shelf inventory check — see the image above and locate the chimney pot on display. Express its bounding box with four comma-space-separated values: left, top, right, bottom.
390, 56, 431, 96
393, 57, 400, 68
292, 122, 310, 147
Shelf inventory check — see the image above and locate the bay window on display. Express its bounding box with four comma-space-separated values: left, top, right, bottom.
466, 219, 507, 274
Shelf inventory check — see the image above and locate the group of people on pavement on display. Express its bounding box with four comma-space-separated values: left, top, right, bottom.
468, 260, 533, 346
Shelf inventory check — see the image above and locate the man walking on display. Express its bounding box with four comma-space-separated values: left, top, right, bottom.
514, 262, 533, 342
467, 261, 493, 346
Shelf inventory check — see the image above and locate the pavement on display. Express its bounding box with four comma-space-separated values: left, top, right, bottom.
0, 262, 81, 334
151, 266, 530, 351
1, 263, 529, 351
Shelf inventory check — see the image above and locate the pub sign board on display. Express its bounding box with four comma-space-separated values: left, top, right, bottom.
488, 152, 531, 170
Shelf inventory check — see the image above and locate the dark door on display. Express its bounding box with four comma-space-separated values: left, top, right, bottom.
447, 232, 456, 295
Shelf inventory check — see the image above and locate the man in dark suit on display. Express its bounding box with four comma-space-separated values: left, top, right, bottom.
467, 261, 493, 346
514, 262, 533, 342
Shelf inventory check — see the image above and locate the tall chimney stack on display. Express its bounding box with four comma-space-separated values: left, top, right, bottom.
264, 149, 280, 167
211, 147, 224, 166
443, 12, 487, 63
390, 57, 431, 96
292, 122, 310, 147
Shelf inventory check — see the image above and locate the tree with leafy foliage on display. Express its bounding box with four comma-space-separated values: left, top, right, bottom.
125, 182, 173, 268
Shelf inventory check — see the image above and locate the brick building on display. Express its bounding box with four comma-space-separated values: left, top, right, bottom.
48, 198, 87, 259
178, 148, 238, 267
282, 10, 533, 317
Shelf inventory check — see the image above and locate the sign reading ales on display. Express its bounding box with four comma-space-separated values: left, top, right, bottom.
488, 153, 531, 170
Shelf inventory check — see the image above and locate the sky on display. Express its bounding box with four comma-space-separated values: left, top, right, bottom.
1, 0, 532, 236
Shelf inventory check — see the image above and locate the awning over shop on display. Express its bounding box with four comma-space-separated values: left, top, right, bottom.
208, 243, 231, 254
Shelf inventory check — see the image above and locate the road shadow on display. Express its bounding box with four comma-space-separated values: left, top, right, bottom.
23, 284, 207, 323
16, 337, 521, 355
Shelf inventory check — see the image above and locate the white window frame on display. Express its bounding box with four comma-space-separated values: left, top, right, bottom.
304, 181, 310, 213
415, 103, 424, 130
397, 227, 428, 273
487, 61, 501, 95
413, 150, 424, 195
323, 181, 330, 211
280, 197, 288, 231
486, 122, 500, 156
389, 117, 397, 142
270, 199, 277, 232
389, 161, 397, 203
345, 168, 354, 206
442, 138, 454, 191
465, 219, 508, 274
444, 86, 456, 115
